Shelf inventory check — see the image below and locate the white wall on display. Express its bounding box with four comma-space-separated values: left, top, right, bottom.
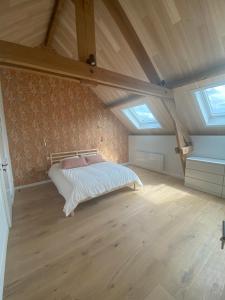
0, 82, 14, 300
129, 135, 184, 178
0, 84, 14, 207
129, 135, 225, 178
191, 136, 225, 160
0, 192, 9, 300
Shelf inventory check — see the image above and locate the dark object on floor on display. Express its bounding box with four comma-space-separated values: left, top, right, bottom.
220, 221, 225, 249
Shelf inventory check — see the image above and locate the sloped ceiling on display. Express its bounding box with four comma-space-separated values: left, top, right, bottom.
174, 73, 225, 135
120, 0, 225, 85
0, 0, 225, 134
3, 0, 225, 89
0, 0, 54, 46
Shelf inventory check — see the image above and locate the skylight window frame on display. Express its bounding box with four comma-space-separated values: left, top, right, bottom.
121, 103, 161, 130
203, 86, 225, 117
130, 104, 157, 125
193, 81, 225, 127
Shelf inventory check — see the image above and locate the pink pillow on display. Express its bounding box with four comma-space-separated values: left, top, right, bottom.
85, 154, 105, 165
61, 156, 87, 169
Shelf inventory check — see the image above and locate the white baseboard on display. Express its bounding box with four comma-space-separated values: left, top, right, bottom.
161, 171, 184, 180
15, 179, 51, 190
128, 163, 184, 180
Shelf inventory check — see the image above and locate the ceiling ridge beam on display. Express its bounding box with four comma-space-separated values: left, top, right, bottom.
44, 0, 65, 48
0, 40, 172, 99
102, 0, 160, 85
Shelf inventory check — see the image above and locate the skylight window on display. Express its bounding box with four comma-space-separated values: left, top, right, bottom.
194, 83, 225, 126
122, 104, 161, 129
204, 86, 225, 116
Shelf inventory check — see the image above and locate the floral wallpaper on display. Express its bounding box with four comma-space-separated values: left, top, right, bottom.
0, 68, 129, 186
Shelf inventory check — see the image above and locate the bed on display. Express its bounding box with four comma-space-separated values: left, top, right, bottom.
48, 149, 143, 216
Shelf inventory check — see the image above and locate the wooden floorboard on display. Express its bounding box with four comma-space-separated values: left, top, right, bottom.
3, 166, 225, 300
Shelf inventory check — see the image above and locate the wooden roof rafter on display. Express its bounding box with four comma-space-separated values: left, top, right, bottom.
102, 0, 161, 85
44, 0, 66, 48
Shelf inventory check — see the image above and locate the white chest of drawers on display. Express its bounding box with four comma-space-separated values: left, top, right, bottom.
185, 156, 225, 198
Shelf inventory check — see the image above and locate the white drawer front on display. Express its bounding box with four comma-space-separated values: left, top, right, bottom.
185, 177, 222, 197
185, 168, 224, 185
186, 160, 225, 175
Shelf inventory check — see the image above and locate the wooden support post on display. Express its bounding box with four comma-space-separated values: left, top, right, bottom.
74, 0, 96, 64
162, 98, 192, 173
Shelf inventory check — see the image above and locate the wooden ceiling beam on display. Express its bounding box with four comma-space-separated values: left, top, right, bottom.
0, 40, 172, 98
44, 0, 65, 47
106, 94, 144, 109
73, 0, 96, 64
102, 0, 160, 85
168, 62, 225, 88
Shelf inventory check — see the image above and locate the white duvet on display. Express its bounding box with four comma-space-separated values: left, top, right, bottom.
48, 162, 143, 216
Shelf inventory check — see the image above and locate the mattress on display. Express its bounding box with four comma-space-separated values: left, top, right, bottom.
48, 161, 143, 216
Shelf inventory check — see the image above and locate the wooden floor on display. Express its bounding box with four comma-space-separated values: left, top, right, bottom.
4, 166, 225, 300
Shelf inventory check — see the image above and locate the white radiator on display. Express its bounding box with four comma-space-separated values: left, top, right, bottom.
133, 150, 164, 172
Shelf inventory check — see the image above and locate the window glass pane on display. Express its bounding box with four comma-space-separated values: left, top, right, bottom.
204, 85, 225, 115
122, 104, 161, 129
131, 104, 156, 123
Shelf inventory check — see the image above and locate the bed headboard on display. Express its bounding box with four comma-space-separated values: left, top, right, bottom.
48, 149, 98, 166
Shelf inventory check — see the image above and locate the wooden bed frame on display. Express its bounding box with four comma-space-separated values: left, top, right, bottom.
48, 149, 137, 217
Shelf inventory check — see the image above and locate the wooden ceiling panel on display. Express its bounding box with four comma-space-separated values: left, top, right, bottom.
51, 0, 78, 59
50, 0, 149, 103
51, 0, 148, 84
22, 32, 47, 48
0, 0, 54, 46
94, 0, 148, 81
1, 0, 225, 86
2, 0, 225, 110
119, 0, 225, 84
92, 86, 130, 105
